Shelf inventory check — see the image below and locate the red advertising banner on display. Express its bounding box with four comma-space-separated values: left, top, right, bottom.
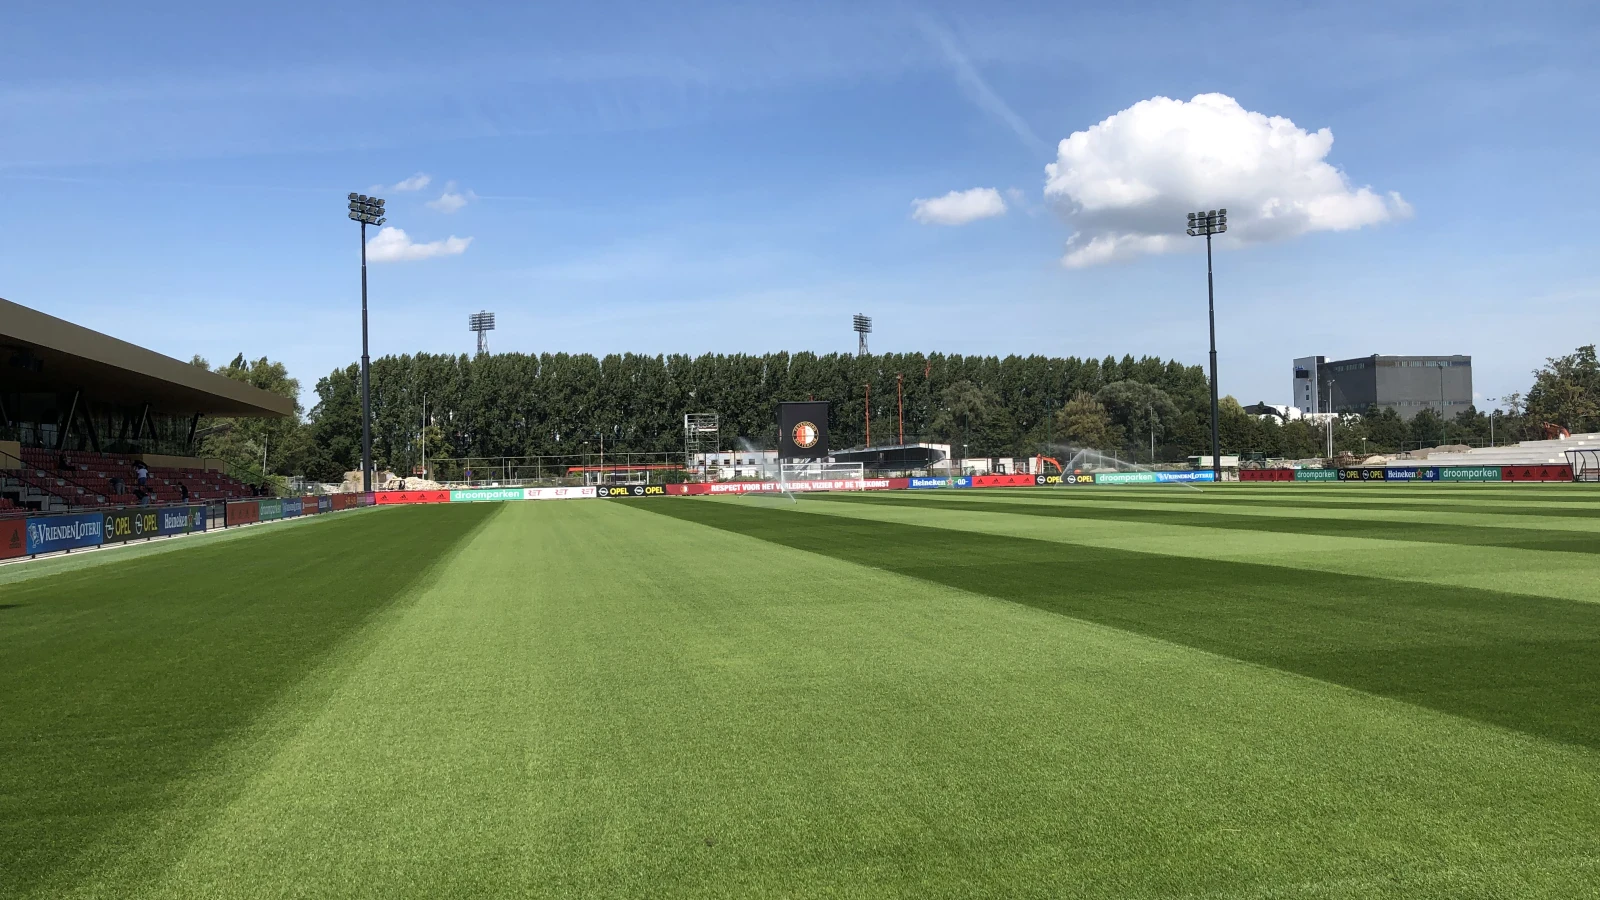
375, 490, 451, 505
300, 495, 319, 514
1240, 469, 1295, 482
0, 518, 25, 559
882, 478, 911, 490
1501, 464, 1573, 482
331, 493, 353, 510
226, 500, 261, 526
971, 474, 1037, 488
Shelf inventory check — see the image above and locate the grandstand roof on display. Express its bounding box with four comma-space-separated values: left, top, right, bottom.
1, 297, 294, 417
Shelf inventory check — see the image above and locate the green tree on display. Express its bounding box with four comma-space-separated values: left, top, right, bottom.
1053, 391, 1118, 450
1096, 381, 1180, 459
1524, 345, 1600, 432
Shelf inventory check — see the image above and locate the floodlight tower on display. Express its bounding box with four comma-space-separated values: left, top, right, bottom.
1186, 208, 1227, 483
469, 311, 496, 356
853, 314, 872, 358
348, 192, 387, 492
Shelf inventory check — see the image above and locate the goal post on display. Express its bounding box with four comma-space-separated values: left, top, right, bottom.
778, 460, 865, 490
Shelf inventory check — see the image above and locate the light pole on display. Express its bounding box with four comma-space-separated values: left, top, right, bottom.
1186, 209, 1227, 481
1486, 397, 1499, 447
1326, 377, 1337, 459
347, 193, 386, 492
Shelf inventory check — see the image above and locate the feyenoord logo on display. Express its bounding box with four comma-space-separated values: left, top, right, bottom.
792, 421, 819, 449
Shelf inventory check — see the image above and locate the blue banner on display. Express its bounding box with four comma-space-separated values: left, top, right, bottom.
1384, 467, 1440, 481
26, 512, 104, 555
157, 505, 206, 536
281, 498, 303, 517
908, 476, 970, 489
1153, 471, 1217, 483
318, 495, 332, 512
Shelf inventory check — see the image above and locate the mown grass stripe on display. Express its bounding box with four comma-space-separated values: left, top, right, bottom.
638, 498, 1600, 751
811, 491, 1600, 553
0, 504, 497, 897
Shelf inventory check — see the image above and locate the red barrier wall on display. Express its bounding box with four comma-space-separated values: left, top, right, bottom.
300, 495, 319, 514
375, 490, 451, 504
1240, 469, 1295, 482
971, 474, 1037, 488
1502, 464, 1573, 482
1, 518, 24, 559
226, 500, 260, 526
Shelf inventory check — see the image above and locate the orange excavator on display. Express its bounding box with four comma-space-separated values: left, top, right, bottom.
1541, 423, 1572, 440
1033, 455, 1066, 475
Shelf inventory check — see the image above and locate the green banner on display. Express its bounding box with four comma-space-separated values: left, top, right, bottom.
450, 488, 525, 502
1294, 468, 1339, 481
259, 498, 283, 521
1095, 472, 1157, 484
1439, 466, 1502, 482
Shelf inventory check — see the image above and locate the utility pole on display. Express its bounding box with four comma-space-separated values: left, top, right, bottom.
897, 373, 904, 445
865, 381, 871, 447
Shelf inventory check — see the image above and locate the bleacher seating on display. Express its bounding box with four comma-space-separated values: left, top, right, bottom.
4, 448, 257, 513
1388, 433, 1600, 468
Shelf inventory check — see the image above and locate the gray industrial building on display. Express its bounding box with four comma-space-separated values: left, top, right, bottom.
1293, 354, 1472, 420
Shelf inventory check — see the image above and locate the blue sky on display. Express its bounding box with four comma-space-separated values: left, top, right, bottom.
3, 0, 1597, 413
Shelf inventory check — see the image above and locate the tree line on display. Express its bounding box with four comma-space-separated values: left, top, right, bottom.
191, 345, 1600, 482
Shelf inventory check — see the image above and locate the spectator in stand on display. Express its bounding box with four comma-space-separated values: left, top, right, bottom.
135, 487, 150, 507
179, 482, 190, 502
110, 475, 124, 495
135, 462, 149, 488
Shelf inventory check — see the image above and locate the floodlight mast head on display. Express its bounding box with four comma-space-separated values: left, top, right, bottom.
853, 313, 872, 357
347, 193, 387, 227
469, 310, 496, 355
1185, 207, 1227, 237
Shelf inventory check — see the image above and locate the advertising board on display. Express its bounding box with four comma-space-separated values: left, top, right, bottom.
26, 512, 103, 555
1502, 464, 1573, 482
281, 498, 303, 518
1294, 468, 1338, 481
103, 508, 160, 544
596, 485, 668, 498
260, 499, 283, 521
319, 495, 333, 512
1036, 473, 1095, 485
300, 495, 319, 515
1383, 467, 1440, 481
525, 486, 597, 500
451, 488, 526, 502
375, 490, 450, 505
1240, 469, 1294, 482
358, 493, 376, 507
227, 500, 261, 526
331, 494, 354, 511
909, 476, 971, 489
1154, 471, 1216, 483
1337, 468, 1387, 481
0, 518, 24, 560
158, 505, 206, 536
971, 474, 1037, 488
1439, 466, 1501, 482
1094, 472, 1156, 484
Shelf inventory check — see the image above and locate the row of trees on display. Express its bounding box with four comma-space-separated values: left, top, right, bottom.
191, 345, 1600, 481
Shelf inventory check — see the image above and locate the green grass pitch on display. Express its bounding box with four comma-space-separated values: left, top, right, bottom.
3, 484, 1600, 898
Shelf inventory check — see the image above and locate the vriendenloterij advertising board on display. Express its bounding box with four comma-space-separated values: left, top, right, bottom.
778, 401, 829, 460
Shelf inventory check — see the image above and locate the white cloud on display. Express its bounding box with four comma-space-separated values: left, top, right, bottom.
426, 183, 476, 213
911, 187, 1008, 226
1044, 93, 1411, 267
366, 226, 472, 262
391, 172, 431, 192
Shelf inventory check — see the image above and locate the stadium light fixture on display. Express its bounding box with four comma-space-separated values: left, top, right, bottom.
853, 314, 872, 358
1186, 208, 1227, 483
469, 311, 496, 356
348, 192, 387, 492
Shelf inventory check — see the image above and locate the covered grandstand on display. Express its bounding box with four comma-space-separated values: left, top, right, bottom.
1, 297, 292, 514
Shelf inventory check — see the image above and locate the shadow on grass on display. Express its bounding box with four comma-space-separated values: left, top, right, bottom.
0, 504, 498, 896
812, 491, 1600, 555
639, 499, 1600, 751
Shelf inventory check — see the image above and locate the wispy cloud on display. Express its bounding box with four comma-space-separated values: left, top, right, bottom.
913, 15, 1046, 153
366, 226, 472, 262
911, 187, 1007, 225
392, 173, 431, 191
426, 182, 476, 213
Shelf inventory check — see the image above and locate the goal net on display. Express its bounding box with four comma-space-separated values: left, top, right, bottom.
779, 461, 866, 492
